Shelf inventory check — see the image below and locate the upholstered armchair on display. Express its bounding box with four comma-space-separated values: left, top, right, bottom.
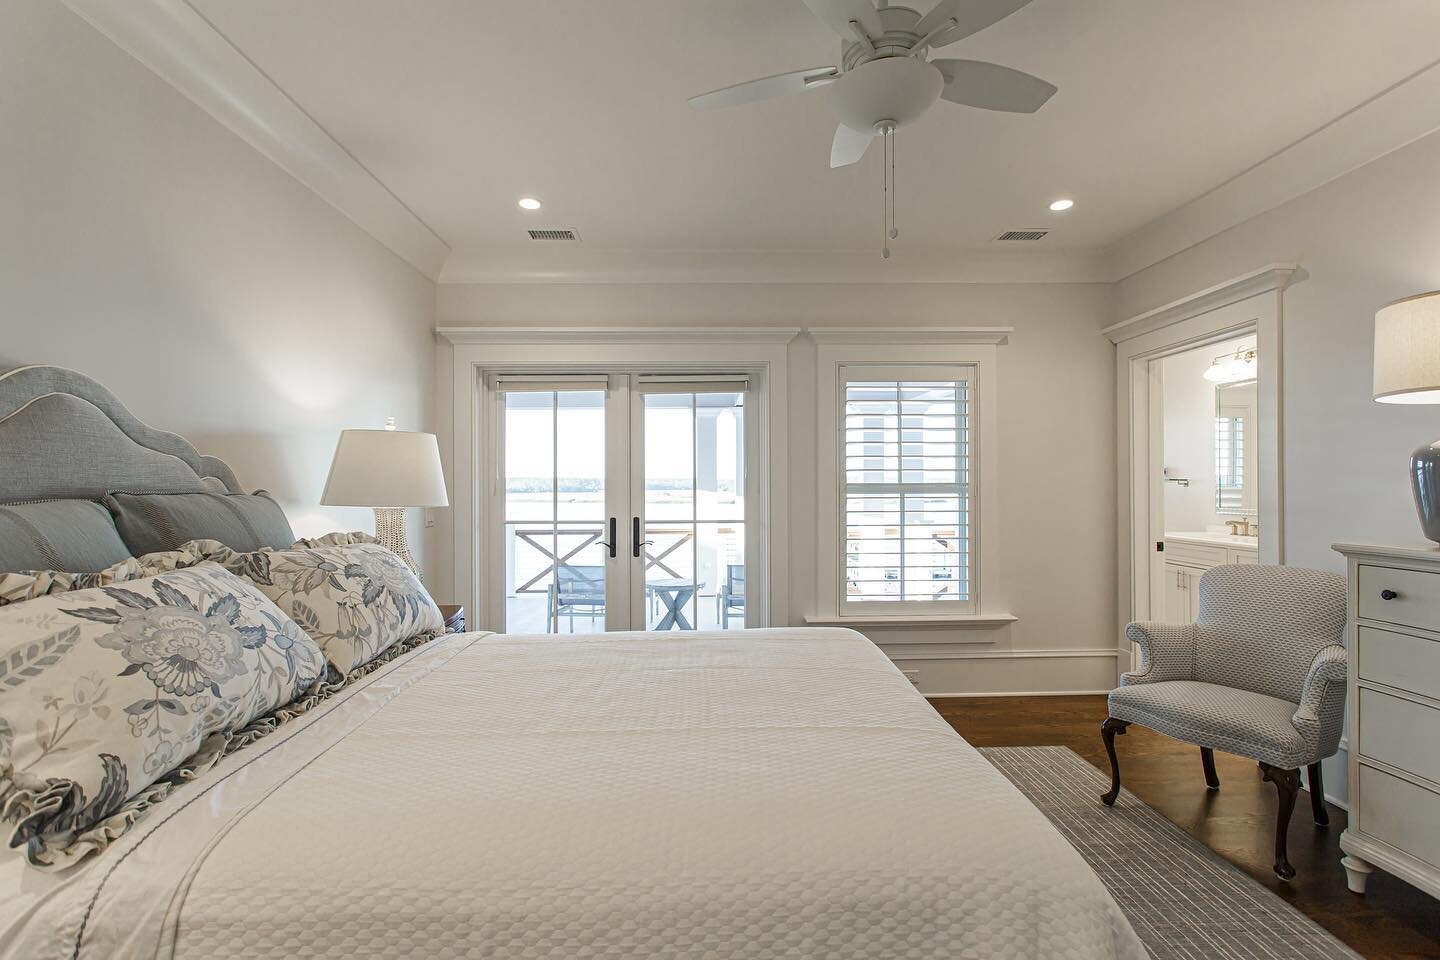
1101, 564, 1348, 880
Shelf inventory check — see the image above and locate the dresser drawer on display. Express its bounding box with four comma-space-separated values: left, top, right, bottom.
1358, 765, 1440, 868
1358, 563, 1440, 633
1358, 626, 1440, 701
1358, 688, 1440, 785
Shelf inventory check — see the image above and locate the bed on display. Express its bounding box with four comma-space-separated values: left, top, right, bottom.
0, 365, 1146, 959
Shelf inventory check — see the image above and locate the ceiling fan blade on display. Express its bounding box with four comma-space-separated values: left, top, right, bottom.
916, 0, 1033, 49
934, 59, 1057, 113
688, 66, 839, 110
800, 0, 883, 40
830, 124, 873, 168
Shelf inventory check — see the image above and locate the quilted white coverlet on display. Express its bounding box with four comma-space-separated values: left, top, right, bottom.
0, 627, 1145, 960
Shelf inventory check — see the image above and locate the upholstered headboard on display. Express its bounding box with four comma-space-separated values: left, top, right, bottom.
0, 365, 243, 501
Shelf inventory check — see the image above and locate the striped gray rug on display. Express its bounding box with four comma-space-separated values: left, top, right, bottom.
980, 746, 1360, 960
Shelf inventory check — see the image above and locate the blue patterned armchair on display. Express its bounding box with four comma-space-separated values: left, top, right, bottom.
1101, 564, 1348, 880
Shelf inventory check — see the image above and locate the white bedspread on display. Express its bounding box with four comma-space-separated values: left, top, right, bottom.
1, 627, 1145, 959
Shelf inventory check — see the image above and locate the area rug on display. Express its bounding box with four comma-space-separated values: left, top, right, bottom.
979, 746, 1361, 960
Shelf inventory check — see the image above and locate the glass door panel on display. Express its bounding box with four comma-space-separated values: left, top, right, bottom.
640, 389, 746, 630
501, 389, 607, 634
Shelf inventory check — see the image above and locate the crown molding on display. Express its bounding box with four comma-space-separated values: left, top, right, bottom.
1103, 264, 1302, 343
807, 326, 1012, 345
60, 0, 450, 280
1106, 61, 1440, 281
436, 326, 803, 346
437, 246, 1110, 285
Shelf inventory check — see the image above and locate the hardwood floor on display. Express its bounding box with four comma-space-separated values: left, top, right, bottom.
930, 695, 1440, 960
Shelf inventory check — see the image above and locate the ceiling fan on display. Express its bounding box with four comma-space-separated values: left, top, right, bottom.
688, 0, 1056, 256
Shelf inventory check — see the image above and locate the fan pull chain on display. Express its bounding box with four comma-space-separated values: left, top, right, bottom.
880, 124, 898, 260
881, 127, 890, 260
890, 128, 898, 243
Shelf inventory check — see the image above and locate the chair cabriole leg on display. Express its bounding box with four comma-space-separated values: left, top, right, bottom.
1100, 717, 1129, 805
1201, 747, 1220, 790
1307, 762, 1329, 826
1260, 763, 1300, 880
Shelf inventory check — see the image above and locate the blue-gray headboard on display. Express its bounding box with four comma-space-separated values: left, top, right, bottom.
0, 365, 242, 501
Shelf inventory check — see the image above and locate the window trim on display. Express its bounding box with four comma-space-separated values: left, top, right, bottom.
839, 364, 977, 616
814, 338, 1005, 623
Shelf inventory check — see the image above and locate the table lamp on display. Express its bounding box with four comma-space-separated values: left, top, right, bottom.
1374, 291, 1440, 542
320, 419, 448, 574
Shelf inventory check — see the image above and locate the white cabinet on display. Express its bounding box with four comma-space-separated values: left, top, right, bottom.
1161, 562, 1204, 622
1333, 542, 1440, 904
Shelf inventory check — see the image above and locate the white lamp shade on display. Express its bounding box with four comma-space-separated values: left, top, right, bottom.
320, 429, 449, 508
1375, 291, 1440, 404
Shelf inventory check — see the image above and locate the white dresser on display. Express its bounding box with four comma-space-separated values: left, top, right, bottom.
1333, 543, 1440, 900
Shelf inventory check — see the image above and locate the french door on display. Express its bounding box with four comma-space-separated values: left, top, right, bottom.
493, 372, 753, 633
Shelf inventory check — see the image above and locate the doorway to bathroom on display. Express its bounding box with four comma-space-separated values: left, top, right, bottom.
1106, 266, 1294, 674
1152, 334, 1261, 622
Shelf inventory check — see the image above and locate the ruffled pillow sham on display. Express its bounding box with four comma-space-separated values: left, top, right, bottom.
0, 563, 325, 862
194, 539, 444, 675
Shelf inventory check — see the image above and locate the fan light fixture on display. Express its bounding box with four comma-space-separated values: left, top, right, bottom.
687, 0, 1056, 260
517, 197, 543, 211
1048, 198, 1074, 212
1202, 348, 1258, 383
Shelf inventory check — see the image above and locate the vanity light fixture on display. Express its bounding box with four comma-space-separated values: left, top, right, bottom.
1202, 348, 1257, 383
1048, 198, 1074, 212
517, 197, 543, 211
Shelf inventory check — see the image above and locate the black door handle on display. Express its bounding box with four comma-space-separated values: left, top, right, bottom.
599, 517, 617, 559
632, 516, 641, 558
1380, 589, 1399, 600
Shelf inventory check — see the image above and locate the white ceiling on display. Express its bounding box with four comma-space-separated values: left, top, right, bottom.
187, 0, 1440, 264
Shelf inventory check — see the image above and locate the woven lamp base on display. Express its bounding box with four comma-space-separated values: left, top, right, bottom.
373, 507, 421, 578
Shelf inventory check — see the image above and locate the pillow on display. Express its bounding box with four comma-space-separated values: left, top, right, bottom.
196, 540, 443, 674
0, 501, 132, 574
0, 546, 208, 608
0, 563, 325, 861
103, 490, 295, 555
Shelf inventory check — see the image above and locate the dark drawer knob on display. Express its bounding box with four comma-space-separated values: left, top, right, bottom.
1380, 589, 1399, 600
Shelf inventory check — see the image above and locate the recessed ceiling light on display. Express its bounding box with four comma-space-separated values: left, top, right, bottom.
518, 197, 543, 211
1048, 198, 1074, 212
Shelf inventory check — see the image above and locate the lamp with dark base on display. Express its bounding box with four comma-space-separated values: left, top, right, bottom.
1375, 291, 1440, 544
320, 421, 449, 578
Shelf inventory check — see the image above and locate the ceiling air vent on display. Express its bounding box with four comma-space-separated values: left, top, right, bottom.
527, 228, 580, 241
994, 229, 1049, 241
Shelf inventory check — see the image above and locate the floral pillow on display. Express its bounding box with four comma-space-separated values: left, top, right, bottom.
196, 541, 444, 674
0, 563, 325, 860
0, 547, 210, 608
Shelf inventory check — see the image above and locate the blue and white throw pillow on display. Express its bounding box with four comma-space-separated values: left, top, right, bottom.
0, 562, 325, 862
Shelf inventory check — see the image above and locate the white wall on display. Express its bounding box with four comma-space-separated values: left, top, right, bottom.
0, 1, 437, 562
1117, 128, 1440, 572
436, 280, 1120, 694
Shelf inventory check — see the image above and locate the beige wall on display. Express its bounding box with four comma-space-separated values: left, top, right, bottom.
0, 1, 437, 563
436, 280, 1120, 694
1117, 128, 1440, 575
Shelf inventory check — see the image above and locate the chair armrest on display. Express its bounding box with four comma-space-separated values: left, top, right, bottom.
1120, 621, 1197, 686
1293, 644, 1348, 742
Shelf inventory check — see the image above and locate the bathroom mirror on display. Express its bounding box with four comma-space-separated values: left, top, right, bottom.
1214, 379, 1257, 515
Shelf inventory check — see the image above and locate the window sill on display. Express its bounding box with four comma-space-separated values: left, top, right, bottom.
803, 613, 1018, 628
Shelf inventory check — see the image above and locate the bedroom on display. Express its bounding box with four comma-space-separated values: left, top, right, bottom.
2, 0, 1440, 957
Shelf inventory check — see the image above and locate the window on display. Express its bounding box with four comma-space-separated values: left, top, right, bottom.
1214, 413, 1245, 513
840, 365, 974, 613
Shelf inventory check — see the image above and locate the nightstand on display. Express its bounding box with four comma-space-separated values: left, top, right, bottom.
438, 604, 465, 634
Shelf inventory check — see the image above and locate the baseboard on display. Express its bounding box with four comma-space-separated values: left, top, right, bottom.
883, 647, 1120, 696
925, 690, 1112, 699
